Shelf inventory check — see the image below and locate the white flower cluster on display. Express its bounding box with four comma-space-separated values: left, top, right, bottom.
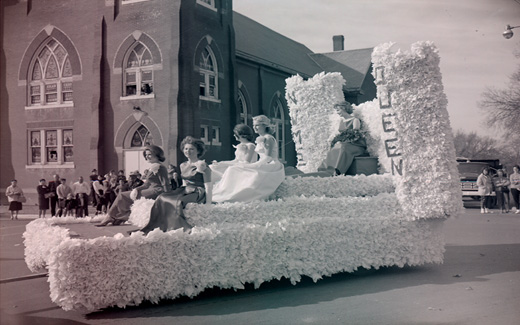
354, 99, 391, 173
24, 200, 445, 311
23, 215, 104, 272
128, 198, 155, 227
274, 174, 395, 199
285, 72, 345, 173
370, 41, 463, 220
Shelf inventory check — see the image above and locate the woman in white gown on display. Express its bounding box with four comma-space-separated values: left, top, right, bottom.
212, 115, 285, 203
210, 124, 258, 183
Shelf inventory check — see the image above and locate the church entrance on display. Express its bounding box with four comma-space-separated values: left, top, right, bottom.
123, 124, 154, 177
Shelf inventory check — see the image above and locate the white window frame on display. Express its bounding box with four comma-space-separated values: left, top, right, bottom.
196, 0, 217, 11
121, 42, 155, 100
200, 124, 210, 145
211, 126, 221, 146
26, 128, 75, 169
272, 99, 286, 163
238, 89, 248, 125
26, 39, 75, 110
122, 0, 150, 4
199, 46, 219, 102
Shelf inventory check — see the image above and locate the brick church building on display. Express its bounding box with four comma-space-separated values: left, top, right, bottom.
0, 0, 376, 202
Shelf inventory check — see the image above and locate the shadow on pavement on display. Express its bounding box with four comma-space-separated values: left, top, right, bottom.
86, 243, 520, 320
0, 308, 87, 325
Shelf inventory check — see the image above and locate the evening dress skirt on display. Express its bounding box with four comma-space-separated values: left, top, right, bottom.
137, 161, 210, 233
138, 186, 206, 233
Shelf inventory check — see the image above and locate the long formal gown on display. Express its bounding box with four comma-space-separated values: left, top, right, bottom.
210, 142, 257, 183
138, 160, 210, 233
318, 117, 368, 175
212, 134, 285, 203
101, 163, 169, 224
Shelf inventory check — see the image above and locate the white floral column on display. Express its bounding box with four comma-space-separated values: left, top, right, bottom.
370, 41, 463, 220
285, 72, 345, 173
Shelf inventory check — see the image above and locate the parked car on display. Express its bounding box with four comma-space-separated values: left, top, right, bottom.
457, 158, 502, 204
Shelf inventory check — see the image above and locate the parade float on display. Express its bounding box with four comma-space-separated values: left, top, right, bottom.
24, 41, 462, 312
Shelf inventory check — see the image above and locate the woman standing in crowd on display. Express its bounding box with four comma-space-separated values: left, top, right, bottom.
510, 165, 520, 214
96, 145, 170, 226
212, 115, 284, 203
5, 179, 24, 220
36, 178, 50, 218
134, 136, 211, 234
477, 167, 494, 214
93, 175, 107, 215
494, 169, 510, 213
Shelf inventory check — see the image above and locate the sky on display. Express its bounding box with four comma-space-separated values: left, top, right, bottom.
233, 0, 520, 138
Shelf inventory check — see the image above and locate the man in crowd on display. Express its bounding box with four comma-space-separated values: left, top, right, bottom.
128, 171, 144, 190
72, 176, 91, 217
89, 169, 99, 208
47, 174, 61, 217
56, 178, 72, 217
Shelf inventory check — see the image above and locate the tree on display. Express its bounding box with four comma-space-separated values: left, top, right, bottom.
453, 129, 519, 173
453, 130, 501, 159
480, 47, 520, 136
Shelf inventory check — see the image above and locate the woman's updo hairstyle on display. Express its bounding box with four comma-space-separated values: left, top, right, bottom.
334, 101, 354, 115
181, 136, 207, 158
143, 145, 166, 162
233, 124, 255, 142
253, 115, 274, 134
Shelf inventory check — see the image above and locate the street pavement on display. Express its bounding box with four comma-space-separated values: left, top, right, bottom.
1, 204, 519, 325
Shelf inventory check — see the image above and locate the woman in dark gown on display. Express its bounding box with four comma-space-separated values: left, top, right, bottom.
135, 136, 211, 234
318, 101, 368, 175
96, 145, 170, 226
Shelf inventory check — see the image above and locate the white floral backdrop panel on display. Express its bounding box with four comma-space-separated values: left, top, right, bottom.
369, 41, 463, 220
285, 72, 346, 173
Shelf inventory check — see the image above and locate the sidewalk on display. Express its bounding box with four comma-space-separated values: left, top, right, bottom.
0, 204, 97, 220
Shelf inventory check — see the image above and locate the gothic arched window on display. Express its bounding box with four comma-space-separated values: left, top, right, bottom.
271, 99, 286, 162
124, 42, 154, 97
199, 46, 218, 100
28, 38, 73, 106
130, 125, 154, 147
238, 89, 248, 124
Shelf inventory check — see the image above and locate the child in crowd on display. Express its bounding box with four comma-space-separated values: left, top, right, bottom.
65, 193, 76, 217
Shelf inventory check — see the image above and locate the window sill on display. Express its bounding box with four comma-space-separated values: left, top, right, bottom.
122, 0, 150, 4
211, 141, 221, 146
199, 96, 221, 103
26, 163, 75, 169
25, 103, 74, 110
120, 94, 155, 101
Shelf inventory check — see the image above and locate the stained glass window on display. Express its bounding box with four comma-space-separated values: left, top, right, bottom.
130, 125, 153, 147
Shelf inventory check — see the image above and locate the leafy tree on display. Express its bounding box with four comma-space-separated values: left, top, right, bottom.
453, 130, 519, 173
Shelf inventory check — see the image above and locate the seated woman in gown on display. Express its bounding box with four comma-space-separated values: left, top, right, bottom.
212, 115, 285, 203
96, 145, 170, 226
318, 101, 368, 176
134, 136, 212, 234
210, 124, 258, 183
